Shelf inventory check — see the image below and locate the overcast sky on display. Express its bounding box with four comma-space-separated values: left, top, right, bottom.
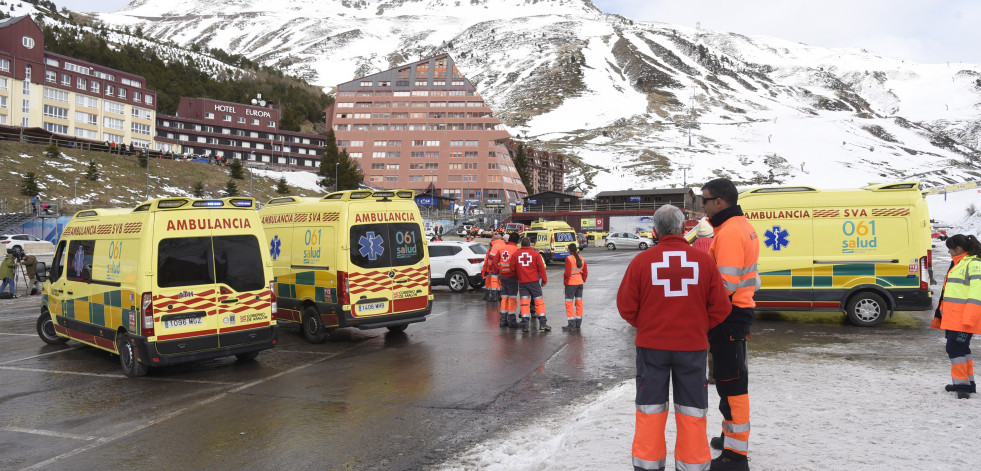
55, 0, 980, 64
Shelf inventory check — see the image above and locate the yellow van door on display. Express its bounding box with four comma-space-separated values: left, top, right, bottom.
212, 235, 273, 344
153, 233, 221, 349
60, 239, 94, 335
347, 210, 428, 317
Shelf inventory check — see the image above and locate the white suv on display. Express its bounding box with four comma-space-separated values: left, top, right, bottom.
1, 234, 54, 254
604, 232, 655, 250
428, 241, 487, 292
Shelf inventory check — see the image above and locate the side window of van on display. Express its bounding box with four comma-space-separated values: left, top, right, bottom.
50, 241, 67, 282
158, 237, 215, 288
213, 235, 264, 292
66, 240, 95, 282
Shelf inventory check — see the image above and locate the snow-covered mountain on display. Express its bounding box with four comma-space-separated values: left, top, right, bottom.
96, 0, 981, 193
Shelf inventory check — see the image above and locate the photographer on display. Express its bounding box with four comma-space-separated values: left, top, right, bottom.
19, 248, 40, 296
1, 248, 18, 298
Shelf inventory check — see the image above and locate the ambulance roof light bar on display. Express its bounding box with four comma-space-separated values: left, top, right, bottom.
191, 200, 225, 207
749, 186, 817, 194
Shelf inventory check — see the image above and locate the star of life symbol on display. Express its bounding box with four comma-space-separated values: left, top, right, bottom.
72, 247, 85, 277
764, 225, 790, 251
518, 252, 534, 267
269, 235, 281, 260
650, 251, 699, 297
358, 231, 385, 261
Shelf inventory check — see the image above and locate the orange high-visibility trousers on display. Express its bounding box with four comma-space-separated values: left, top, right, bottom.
564, 284, 584, 320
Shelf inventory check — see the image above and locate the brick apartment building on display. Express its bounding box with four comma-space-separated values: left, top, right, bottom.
324, 54, 527, 203
0, 16, 157, 146
504, 140, 566, 194
155, 97, 326, 168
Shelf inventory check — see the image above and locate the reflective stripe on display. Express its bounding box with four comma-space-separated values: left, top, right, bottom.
951, 356, 968, 365
637, 403, 669, 415
953, 378, 972, 385
718, 264, 757, 276
674, 404, 707, 418
675, 460, 711, 471
946, 276, 970, 286
970, 299, 981, 307
969, 274, 981, 282
565, 298, 574, 302
632, 457, 665, 470
737, 278, 757, 288
722, 421, 751, 433
943, 297, 968, 304
723, 436, 749, 452
723, 280, 739, 292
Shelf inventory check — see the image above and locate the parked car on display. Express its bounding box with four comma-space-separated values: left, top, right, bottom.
455, 224, 475, 237
1, 234, 54, 254
604, 232, 655, 250
576, 233, 588, 251
428, 241, 487, 292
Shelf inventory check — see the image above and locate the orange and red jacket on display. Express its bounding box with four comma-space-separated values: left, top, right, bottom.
708, 206, 760, 309
497, 242, 520, 278
482, 239, 505, 276
937, 253, 981, 334
514, 246, 548, 285
617, 235, 731, 351
564, 254, 588, 285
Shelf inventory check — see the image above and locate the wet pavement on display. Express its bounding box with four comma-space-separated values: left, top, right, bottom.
0, 243, 949, 470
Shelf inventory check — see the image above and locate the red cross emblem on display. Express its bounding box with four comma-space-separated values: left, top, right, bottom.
500, 251, 510, 262
518, 252, 534, 266
650, 251, 698, 297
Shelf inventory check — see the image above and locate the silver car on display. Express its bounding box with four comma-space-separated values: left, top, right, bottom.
604, 232, 655, 250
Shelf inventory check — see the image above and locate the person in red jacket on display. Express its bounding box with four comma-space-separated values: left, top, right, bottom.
562, 243, 588, 332
514, 236, 550, 332
618, 205, 731, 471
497, 232, 522, 328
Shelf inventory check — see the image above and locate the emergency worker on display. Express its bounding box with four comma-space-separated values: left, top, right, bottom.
562, 243, 588, 331
514, 237, 550, 332
932, 234, 981, 399
497, 232, 521, 328
482, 234, 505, 302
701, 178, 759, 471
618, 205, 731, 471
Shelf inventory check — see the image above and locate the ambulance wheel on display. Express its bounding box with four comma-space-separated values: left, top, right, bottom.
387, 324, 408, 333
447, 270, 469, 293
37, 312, 67, 345
639, 242, 649, 250
606, 243, 616, 250
302, 307, 328, 344
117, 333, 148, 378
846, 292, 887, 327
235, 350, 260, 361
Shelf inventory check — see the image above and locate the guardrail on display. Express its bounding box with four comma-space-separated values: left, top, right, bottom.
0, 128, 166, 158
519, 202, 688, 213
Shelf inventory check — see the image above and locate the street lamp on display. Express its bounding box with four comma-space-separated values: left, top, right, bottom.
73, 178, 78, 214
145, 150, 151, 200
334, 162, 340, 192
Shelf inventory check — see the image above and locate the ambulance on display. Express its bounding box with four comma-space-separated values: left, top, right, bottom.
35, 197, 278, 377
739, 181, 933, 326
259, 190, 433, 343
523, 219, 578, 264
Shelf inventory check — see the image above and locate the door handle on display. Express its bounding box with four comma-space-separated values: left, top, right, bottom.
221, 299, 239, 304
54, 289, 63, 294
67, 291, 74, 296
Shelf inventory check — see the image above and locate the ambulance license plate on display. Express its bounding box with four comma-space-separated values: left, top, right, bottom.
358, 302, 385, 312
165, 317, 204, 328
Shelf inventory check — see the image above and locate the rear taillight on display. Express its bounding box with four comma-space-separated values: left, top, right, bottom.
468, 258, 484, 264
140, 292, 154, 337
338, 271, 350, 305
269, 281, 278, 317
920, 252, 930, 290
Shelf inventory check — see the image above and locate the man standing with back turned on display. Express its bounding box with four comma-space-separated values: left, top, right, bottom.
618, 205, 731, 471
701, 178, 760, 471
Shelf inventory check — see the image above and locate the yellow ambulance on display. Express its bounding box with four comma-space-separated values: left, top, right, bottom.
259, 190, 433, 343
739, 181, 933, 326
523, 219, 578, 264
35, 197, 278, 377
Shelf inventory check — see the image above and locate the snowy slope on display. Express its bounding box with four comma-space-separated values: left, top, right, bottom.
95, 0, 981, 194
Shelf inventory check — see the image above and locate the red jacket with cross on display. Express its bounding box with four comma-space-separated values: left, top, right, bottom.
513, 246, 548, 285
617, 235, 731, 351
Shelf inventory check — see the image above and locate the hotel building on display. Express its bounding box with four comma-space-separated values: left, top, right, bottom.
324, 54, 527, 203
0, 16, 157, 146
155, 97, 326, 168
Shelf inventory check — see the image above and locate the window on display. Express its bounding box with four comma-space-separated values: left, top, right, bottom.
251, 118, 259, 125
43, 87, 69, 103
103, 117, 124, 130
118, 88, 126, 99
0, 59, 9, 72
132, 123, 151, 135
267, 120, 276, 128
77, 77, 87, 90
22, 99, 30, 113
43, 105, 68, 120
22, 36, 35, 49
66, 240, 95, 282
91, 81, 100, 94
75, 111, 97, 125
45, 70, 56, 83
145, 95, 153, 105
0, 96, 5, 109
104, 101, 124, 114
105, 84, 114, 96
223, 115, 232, 122
205, 112, 215, 119
238, 116, 246, 123
44, 122, 68, 134
75, 128, 97, 140
157, 236, 264, 291
0, 77, 6, 90
132, 107, 151, 120
134, 91, 141, 102
360, 81, 373, 87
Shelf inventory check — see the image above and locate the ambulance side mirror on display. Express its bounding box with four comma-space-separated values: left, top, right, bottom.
36, 262, 48, 282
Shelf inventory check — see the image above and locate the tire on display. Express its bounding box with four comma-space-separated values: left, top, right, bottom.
302, 306, 328, 344
845, 292, 888, 327
447, 270, 468, 293
117, 333, 148, 378
235, 350, 260, 361
36, 312, 68, 345
387, 324, 408, 333
606, 243, 616, 251
639, 242, 649, 250
469, 277, 485, 289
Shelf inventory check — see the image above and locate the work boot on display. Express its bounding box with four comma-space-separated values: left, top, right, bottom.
539, 322, 551, 332
561, 320, 576, 332
506, 314, 518, 327
711, 452, 749, 471
521, 323, 530, 332
710, 434, 724, 450
957, 391, 971, 399
499, 314, 508, 328
482, 290, 490, 301
945, 384, 957, 392
574, 318, 582, 329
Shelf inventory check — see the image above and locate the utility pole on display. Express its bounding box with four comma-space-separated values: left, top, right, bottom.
73, 178, 78, 215
335, 162, 340, 192
145, 151, 151, 200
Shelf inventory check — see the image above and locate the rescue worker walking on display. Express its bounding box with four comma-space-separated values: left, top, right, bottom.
618, 205, 731, 471
514, 237, 550, 332
931, 234, 981, 399
482, 234, 505, 302
701, 178, 759, 471
497, 232, 521, 328
562, 243, 588, 331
